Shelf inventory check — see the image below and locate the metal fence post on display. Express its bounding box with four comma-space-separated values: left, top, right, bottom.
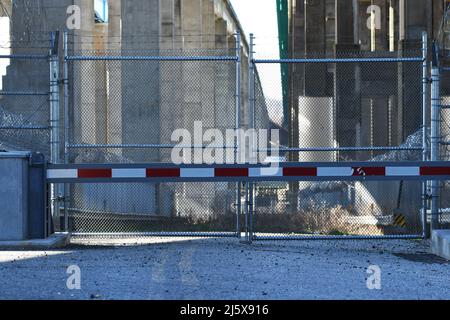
243, 182, 249, 242
249, 182, 254, 242
240, 34, 256, 243
430, 61, 440, 232
235, 31, 241, 238
49, 32, 60, 231
63, 30, 70, 232
421, 31, 428, 238
248, 34, 256, 243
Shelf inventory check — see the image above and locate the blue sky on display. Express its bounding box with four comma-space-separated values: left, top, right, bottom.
230, 0, 282, 116
94, 0, 108, 22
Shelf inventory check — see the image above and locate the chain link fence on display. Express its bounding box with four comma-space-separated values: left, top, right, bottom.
0, 29, 435, 240
66, 182, 239, 237
250, 42, 427, 239
439, 75, 450, 227
0, 54, 51, 157
251, 180, 423, 239
64, 44, 243, 236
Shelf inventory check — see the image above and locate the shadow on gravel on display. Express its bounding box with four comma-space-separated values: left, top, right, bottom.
393, 252, 449, 264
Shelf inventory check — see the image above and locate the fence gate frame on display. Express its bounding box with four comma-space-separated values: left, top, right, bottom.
42, 29, 450, 242
58, 30, 243, 237
46, 161, 450, 242
246, 31, 436, 242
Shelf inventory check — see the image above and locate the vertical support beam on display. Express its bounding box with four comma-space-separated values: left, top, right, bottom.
389, 0, 395, 52
352, 0, 359, 45
248, 34, 255, 243
248, 34, 256, 162
335, 0, 359, 160
243, 182, 250, 243
235, 30, 241, 156
288, 0, 302, 167
421, 31, 428, 237
430, 64, 440, 232
107, 0, 122, 155
370, 5, 376, 52
236, 182, 241, 238
249, 33, 256, 236
399, 0, 405, 44
63, 30, 69, 232
304, 0, 326, 95
249, 182, 254, 242
49, 32, 60, 232
235, 31, 241, 238
243, 34, 255, 243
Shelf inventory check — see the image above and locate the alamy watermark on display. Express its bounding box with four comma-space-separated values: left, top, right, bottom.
66, 265, 81, 290
366, 265, 381, 290
171, 121, 280, 167
66, 5, 81, 30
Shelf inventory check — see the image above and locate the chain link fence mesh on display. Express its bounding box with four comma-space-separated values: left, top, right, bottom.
67, 182, 238, 235
0, 57, 50, 157
252, 180, 423, 237
0, 41, 432, 239
251, 49, 425, 238
66, 48, 241, 236
439, 89, 450, 226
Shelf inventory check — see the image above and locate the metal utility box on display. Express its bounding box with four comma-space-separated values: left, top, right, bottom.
0, 151, 46, 240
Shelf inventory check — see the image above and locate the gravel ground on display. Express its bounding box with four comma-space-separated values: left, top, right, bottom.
0, 237, 448, 300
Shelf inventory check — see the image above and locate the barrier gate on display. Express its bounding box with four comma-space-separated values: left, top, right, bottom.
37, 30, 449, 242
47, 161, 450, 242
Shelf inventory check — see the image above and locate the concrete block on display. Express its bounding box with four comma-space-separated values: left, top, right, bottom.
0, 233, 70, 250
0, 152, 29, 241
432, 230, 450, 261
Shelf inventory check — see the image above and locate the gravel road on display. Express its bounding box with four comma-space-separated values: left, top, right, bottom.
0, 237, 448, 300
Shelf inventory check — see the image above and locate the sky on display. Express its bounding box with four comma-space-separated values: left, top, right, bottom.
229, 0, 282, 105
0, 17, 9, 90
94, 0, 109, 22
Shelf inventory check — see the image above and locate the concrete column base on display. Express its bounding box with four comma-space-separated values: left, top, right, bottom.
431, 230, 450, 261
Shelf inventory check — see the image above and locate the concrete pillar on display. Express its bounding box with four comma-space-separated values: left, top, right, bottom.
304, 0, 327, 95
106, 0, 122, 154
177, 0, 216, 218
202, 0, 216, 49
93, 23, 108, 145
159, 0, 186, 159
335, 0, 360, 160
405, 0, 428, 42
215, 18, 228, 49
374, 0, 388, 51
214, 17, 229, 132
201, 0, 216, 129
73, 0, 96, 146
182, 0, 203, 49
120, 0, 160, 162
335, 0, 355, 46
397, 0, 427, 141
288, 0, 304, 166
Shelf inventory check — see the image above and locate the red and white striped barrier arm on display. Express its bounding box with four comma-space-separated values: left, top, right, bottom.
46, 162, 450, 183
